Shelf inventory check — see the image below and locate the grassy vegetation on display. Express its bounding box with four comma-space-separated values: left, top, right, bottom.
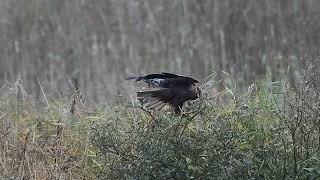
1, 72, 320, 179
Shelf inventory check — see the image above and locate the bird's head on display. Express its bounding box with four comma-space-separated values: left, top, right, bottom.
189, 85, 201, 100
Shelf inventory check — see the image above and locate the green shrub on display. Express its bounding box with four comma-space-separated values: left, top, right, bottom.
92, 78, 320, 179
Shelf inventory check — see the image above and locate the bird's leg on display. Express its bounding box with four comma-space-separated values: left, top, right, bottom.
173, 102, 184, 114
172, 104, 186, 130
174, 106, 181, 115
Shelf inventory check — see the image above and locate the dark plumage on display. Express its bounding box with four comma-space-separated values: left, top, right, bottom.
127, 72, 201, 114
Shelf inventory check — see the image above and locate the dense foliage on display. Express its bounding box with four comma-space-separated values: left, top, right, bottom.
92, 79, 320, 179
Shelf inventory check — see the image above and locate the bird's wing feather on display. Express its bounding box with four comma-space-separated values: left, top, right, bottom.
137, 88, 174, 110
137, 88, 173, 103
136, 88, 186, 114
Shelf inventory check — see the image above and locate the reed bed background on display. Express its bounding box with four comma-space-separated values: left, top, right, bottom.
0, 0, 319, 102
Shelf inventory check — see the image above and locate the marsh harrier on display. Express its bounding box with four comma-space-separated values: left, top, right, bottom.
127, 72, 201, 114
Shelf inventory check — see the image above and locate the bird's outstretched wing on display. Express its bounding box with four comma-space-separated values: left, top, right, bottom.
137, 88, 173, 110
126, 72, 199, 88
137, 88, 185, 113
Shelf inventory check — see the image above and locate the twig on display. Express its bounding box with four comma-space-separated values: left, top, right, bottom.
35, 73, 55, 120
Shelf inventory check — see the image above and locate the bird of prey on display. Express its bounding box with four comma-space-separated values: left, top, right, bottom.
127, 72, 201, 114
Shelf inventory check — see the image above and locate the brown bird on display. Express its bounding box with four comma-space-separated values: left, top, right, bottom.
127, 72, 201, 114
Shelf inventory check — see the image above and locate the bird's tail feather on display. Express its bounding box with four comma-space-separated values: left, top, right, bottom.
125, 76, 143, 81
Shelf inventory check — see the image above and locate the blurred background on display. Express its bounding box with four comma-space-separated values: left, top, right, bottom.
0, 0, 319, 102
